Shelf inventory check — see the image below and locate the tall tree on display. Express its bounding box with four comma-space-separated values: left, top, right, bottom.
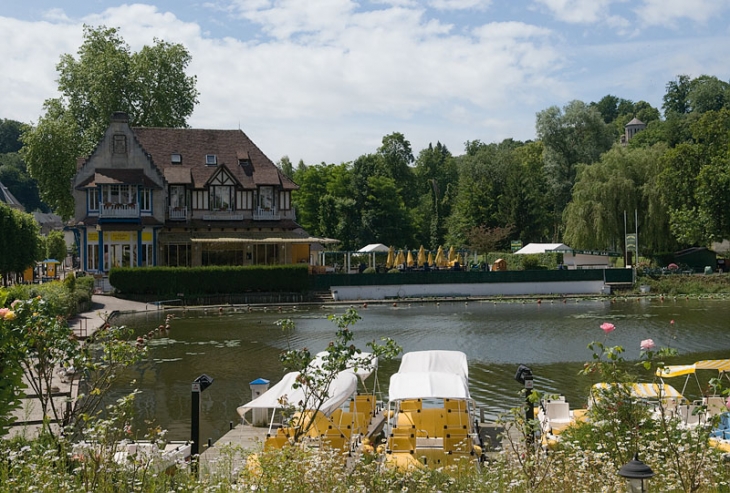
0, 204, 42, 285
663, 75, 692, 116
536, 100, 615, 240
659, 108, 730, 245
413, 142, 457, 249
21, 25, 198, 218
0, 119, 24, 154
563, 144, 674, 255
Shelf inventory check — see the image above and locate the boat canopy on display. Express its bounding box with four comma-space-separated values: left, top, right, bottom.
389, 371, 470, 401
397, 350, 469, 381
656, 359, 730, 378
591, 382, 683, 400
236, 371, 358, 419
309, 351, 378, 382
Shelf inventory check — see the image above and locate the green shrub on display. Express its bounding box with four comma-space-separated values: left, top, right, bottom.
387, 268, 400, 274
109, 264, 310, 296
362, 267, 376, 274
520, 254, 541, 270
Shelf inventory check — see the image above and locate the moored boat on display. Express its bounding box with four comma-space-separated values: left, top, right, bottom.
384, 350, 483, 470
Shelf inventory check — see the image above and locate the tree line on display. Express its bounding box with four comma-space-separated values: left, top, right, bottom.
282, 75, 730, 256
2, 23, 729, 259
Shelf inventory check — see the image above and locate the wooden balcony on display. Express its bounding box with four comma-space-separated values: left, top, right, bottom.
100, 202, 139, 218
202, 210, 245, 221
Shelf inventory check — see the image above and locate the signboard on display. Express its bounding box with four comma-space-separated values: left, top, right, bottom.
142, 232, 153, 242
88, 232, 98, 241
625, 234, 637, 252
110, 232, 131, 242
510, 240, 523, 252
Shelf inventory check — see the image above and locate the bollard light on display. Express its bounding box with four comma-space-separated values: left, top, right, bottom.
618, 453, 654, 493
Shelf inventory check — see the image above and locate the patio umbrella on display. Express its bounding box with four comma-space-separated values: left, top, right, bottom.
434, 246, 446, 268
395, 249, 406, 267
386, 246, 395, 269
417, 246, 426, 267
407, 249, 415, 267
448, 246, 456, 262
427, 251, 434, 266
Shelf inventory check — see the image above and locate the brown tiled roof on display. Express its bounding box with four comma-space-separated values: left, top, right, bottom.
131, 127, 298, 191
76, 168, 161, 189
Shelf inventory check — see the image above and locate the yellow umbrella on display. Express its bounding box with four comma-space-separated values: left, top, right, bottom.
448, 246, 456, 262
386, 246, 395, 269
435, 246, 446, 268
407, 249, 415, 267
417, 246, 426, 267
395, 249, 406, 267
427, 251, 434, 266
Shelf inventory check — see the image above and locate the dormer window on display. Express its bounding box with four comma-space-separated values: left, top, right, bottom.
239, 158, 251, 167
206, 154, 217, 166
171, 153, 182, 165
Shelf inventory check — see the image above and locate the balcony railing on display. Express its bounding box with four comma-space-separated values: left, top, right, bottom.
100, 202, 139, 218
253, 207, 280, 221
202, 210, 245, 221
168, 206, 188, 221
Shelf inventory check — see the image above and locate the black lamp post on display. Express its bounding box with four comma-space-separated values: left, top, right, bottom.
514, 364, 535, 444
191, 374, 214, 457
618, 453, 654, 493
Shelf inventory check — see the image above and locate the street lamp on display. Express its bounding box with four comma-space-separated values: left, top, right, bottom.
191, 374, 214, 457
514, 364, 535, 444
618, 453, 654, 493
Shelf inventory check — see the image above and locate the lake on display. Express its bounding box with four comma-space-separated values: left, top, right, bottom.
109, 296, 730, 443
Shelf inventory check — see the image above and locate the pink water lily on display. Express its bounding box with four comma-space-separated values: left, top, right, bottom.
640, 339, 655, 351
600, 322, 615, 334
670, 319, 675, 325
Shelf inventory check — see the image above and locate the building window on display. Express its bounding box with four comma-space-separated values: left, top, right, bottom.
258, 186, 274, 210
166, 244, 191, 267
140, 188, 152, 211
141, 244, 153, 266
170, 185, 186, 208
210, 185, 233, 210
171, 153, 182, 164
88, 188, 99, 211
113, 134, 127, 154
206, 154, 217, 166
279, 191, 290, 210
87, 244, 99, 271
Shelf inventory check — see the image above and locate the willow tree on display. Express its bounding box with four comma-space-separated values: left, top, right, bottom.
21, 25, 198, 218
563, 144, 674, 255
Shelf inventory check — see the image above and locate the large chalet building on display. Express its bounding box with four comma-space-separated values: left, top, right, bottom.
72, 112, 331, 273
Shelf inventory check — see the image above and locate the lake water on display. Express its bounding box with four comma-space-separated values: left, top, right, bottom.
110, 297, 730, 443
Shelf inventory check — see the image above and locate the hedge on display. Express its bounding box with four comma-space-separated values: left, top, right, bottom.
108, 265, 310, 296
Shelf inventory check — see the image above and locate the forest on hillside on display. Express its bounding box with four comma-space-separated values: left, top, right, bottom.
279, 74, 730, 256
2, 73, 730, 257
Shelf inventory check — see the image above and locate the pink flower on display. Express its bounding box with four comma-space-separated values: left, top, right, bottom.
600, 322, 615, 334
670, 320, 675, 325
640, 339, 656, 351
0, 308, 8, 319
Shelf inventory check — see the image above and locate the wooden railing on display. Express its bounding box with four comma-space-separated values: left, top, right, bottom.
100, 203, 139, 218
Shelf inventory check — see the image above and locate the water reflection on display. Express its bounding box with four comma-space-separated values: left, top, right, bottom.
110, 298, 730, 442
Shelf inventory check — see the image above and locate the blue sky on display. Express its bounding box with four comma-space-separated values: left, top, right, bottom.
1, 1, 729, 165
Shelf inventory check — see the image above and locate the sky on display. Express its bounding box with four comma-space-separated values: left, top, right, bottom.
1, 1, 729, 165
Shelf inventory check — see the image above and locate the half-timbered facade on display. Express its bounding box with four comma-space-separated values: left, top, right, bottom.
71, 112, 331, 273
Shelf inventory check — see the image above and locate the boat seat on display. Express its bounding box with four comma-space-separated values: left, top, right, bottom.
706, 397, 726, 416
445, 410, 469, 428
401, 399, 422, 412
444, 399, 466, 411
336, 411, 368, 436
545, 401, 571, 423
397, 411, 417, 428
443, 433, 470, 453
320, 432, 348, 451
264, 434, 290, 450
350, 395, 377, 416
389, 434, 416, 453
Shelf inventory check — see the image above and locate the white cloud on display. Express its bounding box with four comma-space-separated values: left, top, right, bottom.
634, 0, 730, 27
534, 0, 618, 24
428, 0, 492, 11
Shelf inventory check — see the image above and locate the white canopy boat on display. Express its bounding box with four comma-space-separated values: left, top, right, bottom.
236, 351, 384, 452
384, 350, 481, 470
